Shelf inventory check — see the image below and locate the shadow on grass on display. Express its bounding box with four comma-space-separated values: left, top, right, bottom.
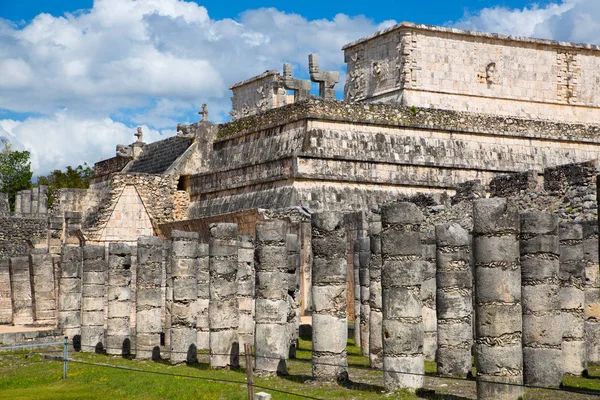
416, 388, 472, 400
280, 373, 313, 384
340, 379, 385, 393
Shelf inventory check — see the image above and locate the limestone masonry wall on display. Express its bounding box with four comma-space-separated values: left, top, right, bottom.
343, 23, 600, 124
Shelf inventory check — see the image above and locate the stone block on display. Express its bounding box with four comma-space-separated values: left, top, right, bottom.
475, 268, 521, 304
473, 236, 519, 264
381, 260, 423, 287
382, 320, 423, 355
312, 285, 346, 315
383, 355, 424, 391
381, 230, 422, 256
382, 287, 422, 319
475, 343, 523, 375
312, 258, 347, 285
475, 304, 522, 338
472, 198, 519, 235
312, 314, 347, 353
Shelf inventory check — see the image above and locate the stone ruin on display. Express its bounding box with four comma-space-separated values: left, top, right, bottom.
2, 185, 600, 398
4, 20, 600, 400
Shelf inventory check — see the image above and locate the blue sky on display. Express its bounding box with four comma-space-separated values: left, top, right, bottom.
0, 0, 596, 176
1, 1, 554, 25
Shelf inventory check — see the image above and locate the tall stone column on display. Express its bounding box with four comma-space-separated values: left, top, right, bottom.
81, 246, 107, 353
559, 222, 586, 375
58, 246, 82, 340
311, 212, 348, 382
163, 240, 172, 354
368, 212, 383, 369
136, 237, 163, 360
353, 240, 361, 349
209, 223, 239, 368
435, 223, 472, 378
10, 257, 34, 325
583, 220, 600, 363
473, 198, 523, 400
421, 229, 437, 362
0, 260, 12, 324
170, 231, 198, 364
29, 251, 57, 325
381, 202, 424, 391
286, 233, 301, 358
520, 212, 562, 387
238, 235, 255, 354
358, 236, 370, 356
106, 243, 132, 356
255, 220, 289, 375
197, 242, 210, 351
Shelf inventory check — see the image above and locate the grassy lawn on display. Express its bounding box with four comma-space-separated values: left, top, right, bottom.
1, 339, 600, 400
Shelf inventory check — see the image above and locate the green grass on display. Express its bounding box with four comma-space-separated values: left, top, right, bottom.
2, 340, 600, 400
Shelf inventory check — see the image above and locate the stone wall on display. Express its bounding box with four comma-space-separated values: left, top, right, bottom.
189, 98, 600, 219
343, 22, 600, 124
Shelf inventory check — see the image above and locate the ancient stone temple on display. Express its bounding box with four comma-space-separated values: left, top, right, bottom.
3, 20, 600, 399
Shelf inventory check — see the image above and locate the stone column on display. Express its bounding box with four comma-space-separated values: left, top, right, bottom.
29, 251, 56, 325
286, 233, 301, 358
358, 236, 370, 356
368, 212, 383, 369
163, 240, 172, 354
311, 212, 348, 382
197, 242, 210, 350
238, 235, 255, 354
473, 198, 523, 400
381, 202, 424, 391
583, 220, 600, 363
10, 257, 34, 325
170, 231, 198, 364
255, 220, 289, 375
209, 223, 239, 368
435, 223, 472, 378
421, 229, 437, 362
58, 246, 82, 340
0, 260, 12, 324
353, 240, 361, 349
81, 246, 106, 353
106, 243, 132, 356
136, 237, 163, 360
520, 212, 562, 387
559, 222, 586, 375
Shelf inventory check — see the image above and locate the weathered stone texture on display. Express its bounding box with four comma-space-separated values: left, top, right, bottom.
0, 259, 12, 324
311, 212, 348, 382
10, 257, 34, 326
169, 231, 198, 364
286, 233, 301, 358
136, 237, 163, 360
520, 213, 562, 387
58, 246, 83, 340
381, 202, 424, 391
583, 220, 600, 364
473, 198, 523, 400
81, 245, 107, 353
435, 223, 472, 378
29, 251, 56, 325
237, 235, 255, 354
368, 212, 383, 369
106, 243, 132, 356
209, 223, 239, 368
197, 242, 210, 351
421, 229, 437, 362
343, 22, 600, 124
255, 220, 289, 374
559, 222, 586, 375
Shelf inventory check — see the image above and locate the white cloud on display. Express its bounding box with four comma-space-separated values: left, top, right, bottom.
0, 0, 391, 176
0, 111, 166, 175
452, 0, 600, 45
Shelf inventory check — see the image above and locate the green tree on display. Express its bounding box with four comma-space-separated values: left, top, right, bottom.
0, 139, 33, 211
37, 163, 94, 207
